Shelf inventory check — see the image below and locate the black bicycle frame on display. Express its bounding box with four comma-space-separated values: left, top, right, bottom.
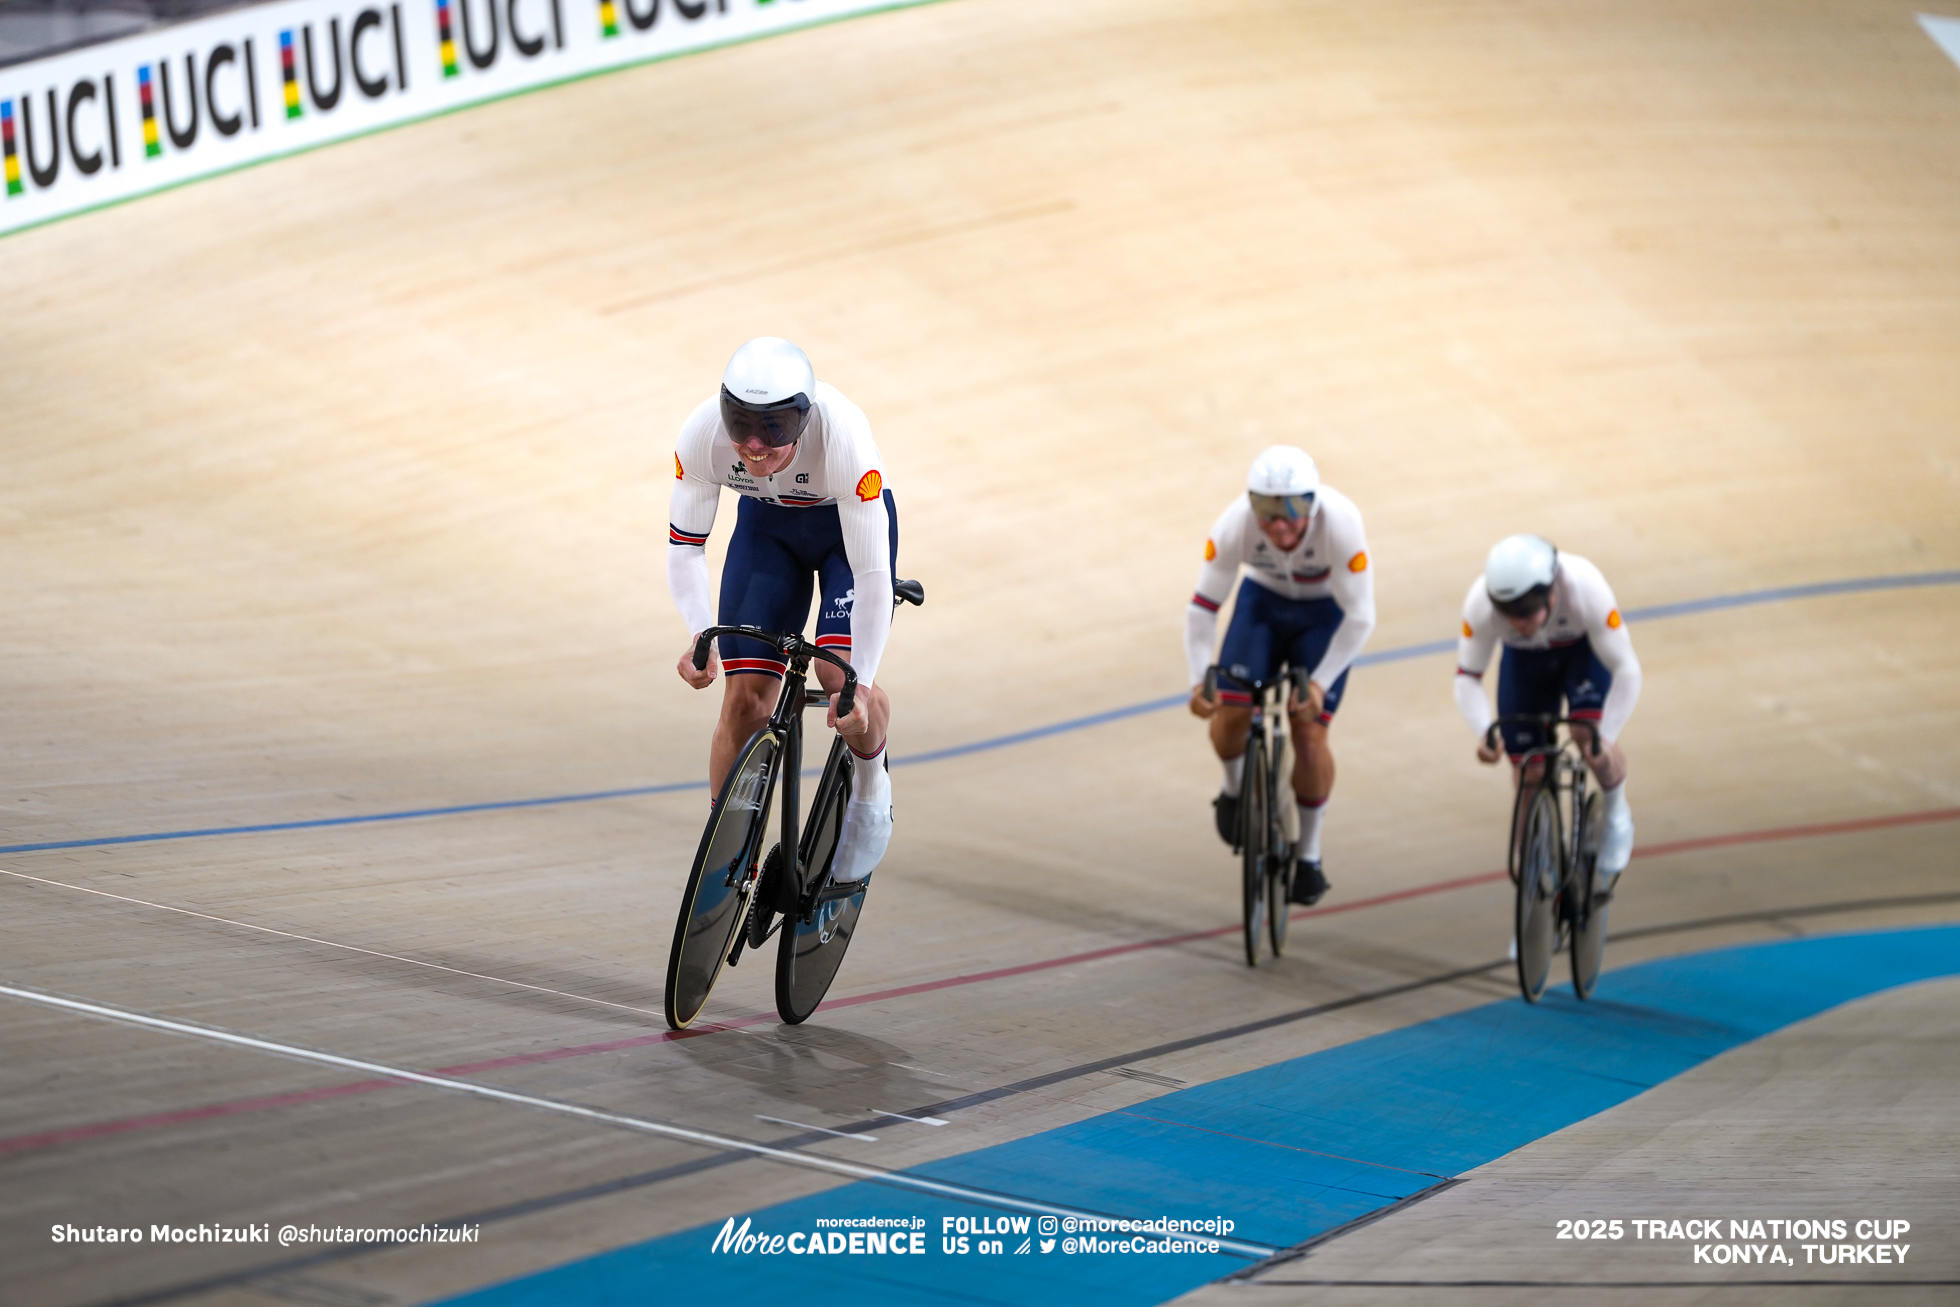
1485, 713, 1597, 877
691, 625, 859, 910
1204, 664, 1312, 844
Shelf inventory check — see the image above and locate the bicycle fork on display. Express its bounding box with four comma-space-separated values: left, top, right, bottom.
725, 669, 809, 970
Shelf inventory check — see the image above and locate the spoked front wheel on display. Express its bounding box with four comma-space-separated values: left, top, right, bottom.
664, 730, 778, 1030
1240, 739, 1268, 967
1514, 783, 1563, 1003
1570, 789, 1608, 1000
775, 742, 863, 1025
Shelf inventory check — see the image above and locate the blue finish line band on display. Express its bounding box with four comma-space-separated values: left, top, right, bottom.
3, 569, 1954, 857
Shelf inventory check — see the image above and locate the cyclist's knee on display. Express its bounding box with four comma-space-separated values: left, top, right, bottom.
1209, 707, 1251, 756
721, 674, 777, 721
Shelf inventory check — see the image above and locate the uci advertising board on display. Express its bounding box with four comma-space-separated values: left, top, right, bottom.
0, 0, 923, 236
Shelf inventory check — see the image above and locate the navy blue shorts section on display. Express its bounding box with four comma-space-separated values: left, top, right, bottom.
1216, 580, 1350, 720
717, 490, 898, 676
1495, 636, 1612, 757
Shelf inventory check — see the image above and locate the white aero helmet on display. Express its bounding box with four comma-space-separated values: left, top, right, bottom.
1485, 534, 1559, 616
720, 337, 816, 448
1246, 445, 1320, 520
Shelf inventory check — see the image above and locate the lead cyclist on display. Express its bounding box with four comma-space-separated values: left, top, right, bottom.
666, 337, 897, 884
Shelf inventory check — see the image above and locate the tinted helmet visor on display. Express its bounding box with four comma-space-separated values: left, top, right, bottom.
1248, 491, 1316, 521
1490, 584, 1553, 619
720, 386, 812, 449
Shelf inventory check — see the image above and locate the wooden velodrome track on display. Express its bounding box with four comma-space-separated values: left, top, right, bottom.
4, 1, 1959, 1304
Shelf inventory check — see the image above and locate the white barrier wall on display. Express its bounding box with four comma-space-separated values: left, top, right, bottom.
0, 0, 923, 235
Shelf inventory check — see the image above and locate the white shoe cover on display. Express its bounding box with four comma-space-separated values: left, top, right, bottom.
1599, 799, 1634, 875
829, 799, 892, 884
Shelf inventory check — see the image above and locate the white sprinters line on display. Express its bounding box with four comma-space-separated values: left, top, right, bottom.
756, 1115, 877, 1142
0, 980, 1278, 1258
871, 1108, 949, 1126
0, 866, 670, 1022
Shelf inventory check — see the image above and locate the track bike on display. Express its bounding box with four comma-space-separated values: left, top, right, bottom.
663, 579, 925, 1030
1204, 664, 1307, 966
1486, 713, 1610, 1003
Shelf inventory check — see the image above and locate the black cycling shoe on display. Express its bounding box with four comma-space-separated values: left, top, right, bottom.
1289, 859, 1329, 906
1213, 792, 1239, 845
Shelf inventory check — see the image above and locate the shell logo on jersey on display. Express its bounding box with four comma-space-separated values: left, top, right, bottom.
674, 453, 684, 480
1606, 609, 1623, 629
1347, 551, 1368, 573
1462, 620, 1474, 638
1204, 539, 1217, 561
855, 470, 882, 502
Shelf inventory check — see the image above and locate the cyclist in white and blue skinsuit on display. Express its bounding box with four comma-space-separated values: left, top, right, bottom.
1186, 446, 1377, 905
667, 338, 895, 883
1454, 535, 1641, 887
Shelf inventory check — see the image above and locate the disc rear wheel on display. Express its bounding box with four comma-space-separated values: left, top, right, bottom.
664, 731, 777, 1030
1241, 739, 1268, 967
1514, 783, 1562, 1003
1266, 817, 1291, 959
1570, 789, 1608, 999
776, 745, 863, 1024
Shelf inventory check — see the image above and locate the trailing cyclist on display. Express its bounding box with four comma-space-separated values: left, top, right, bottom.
667, 337, 897, 885
1454, 535, 1642, 890
1186, 446, 1376, 905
